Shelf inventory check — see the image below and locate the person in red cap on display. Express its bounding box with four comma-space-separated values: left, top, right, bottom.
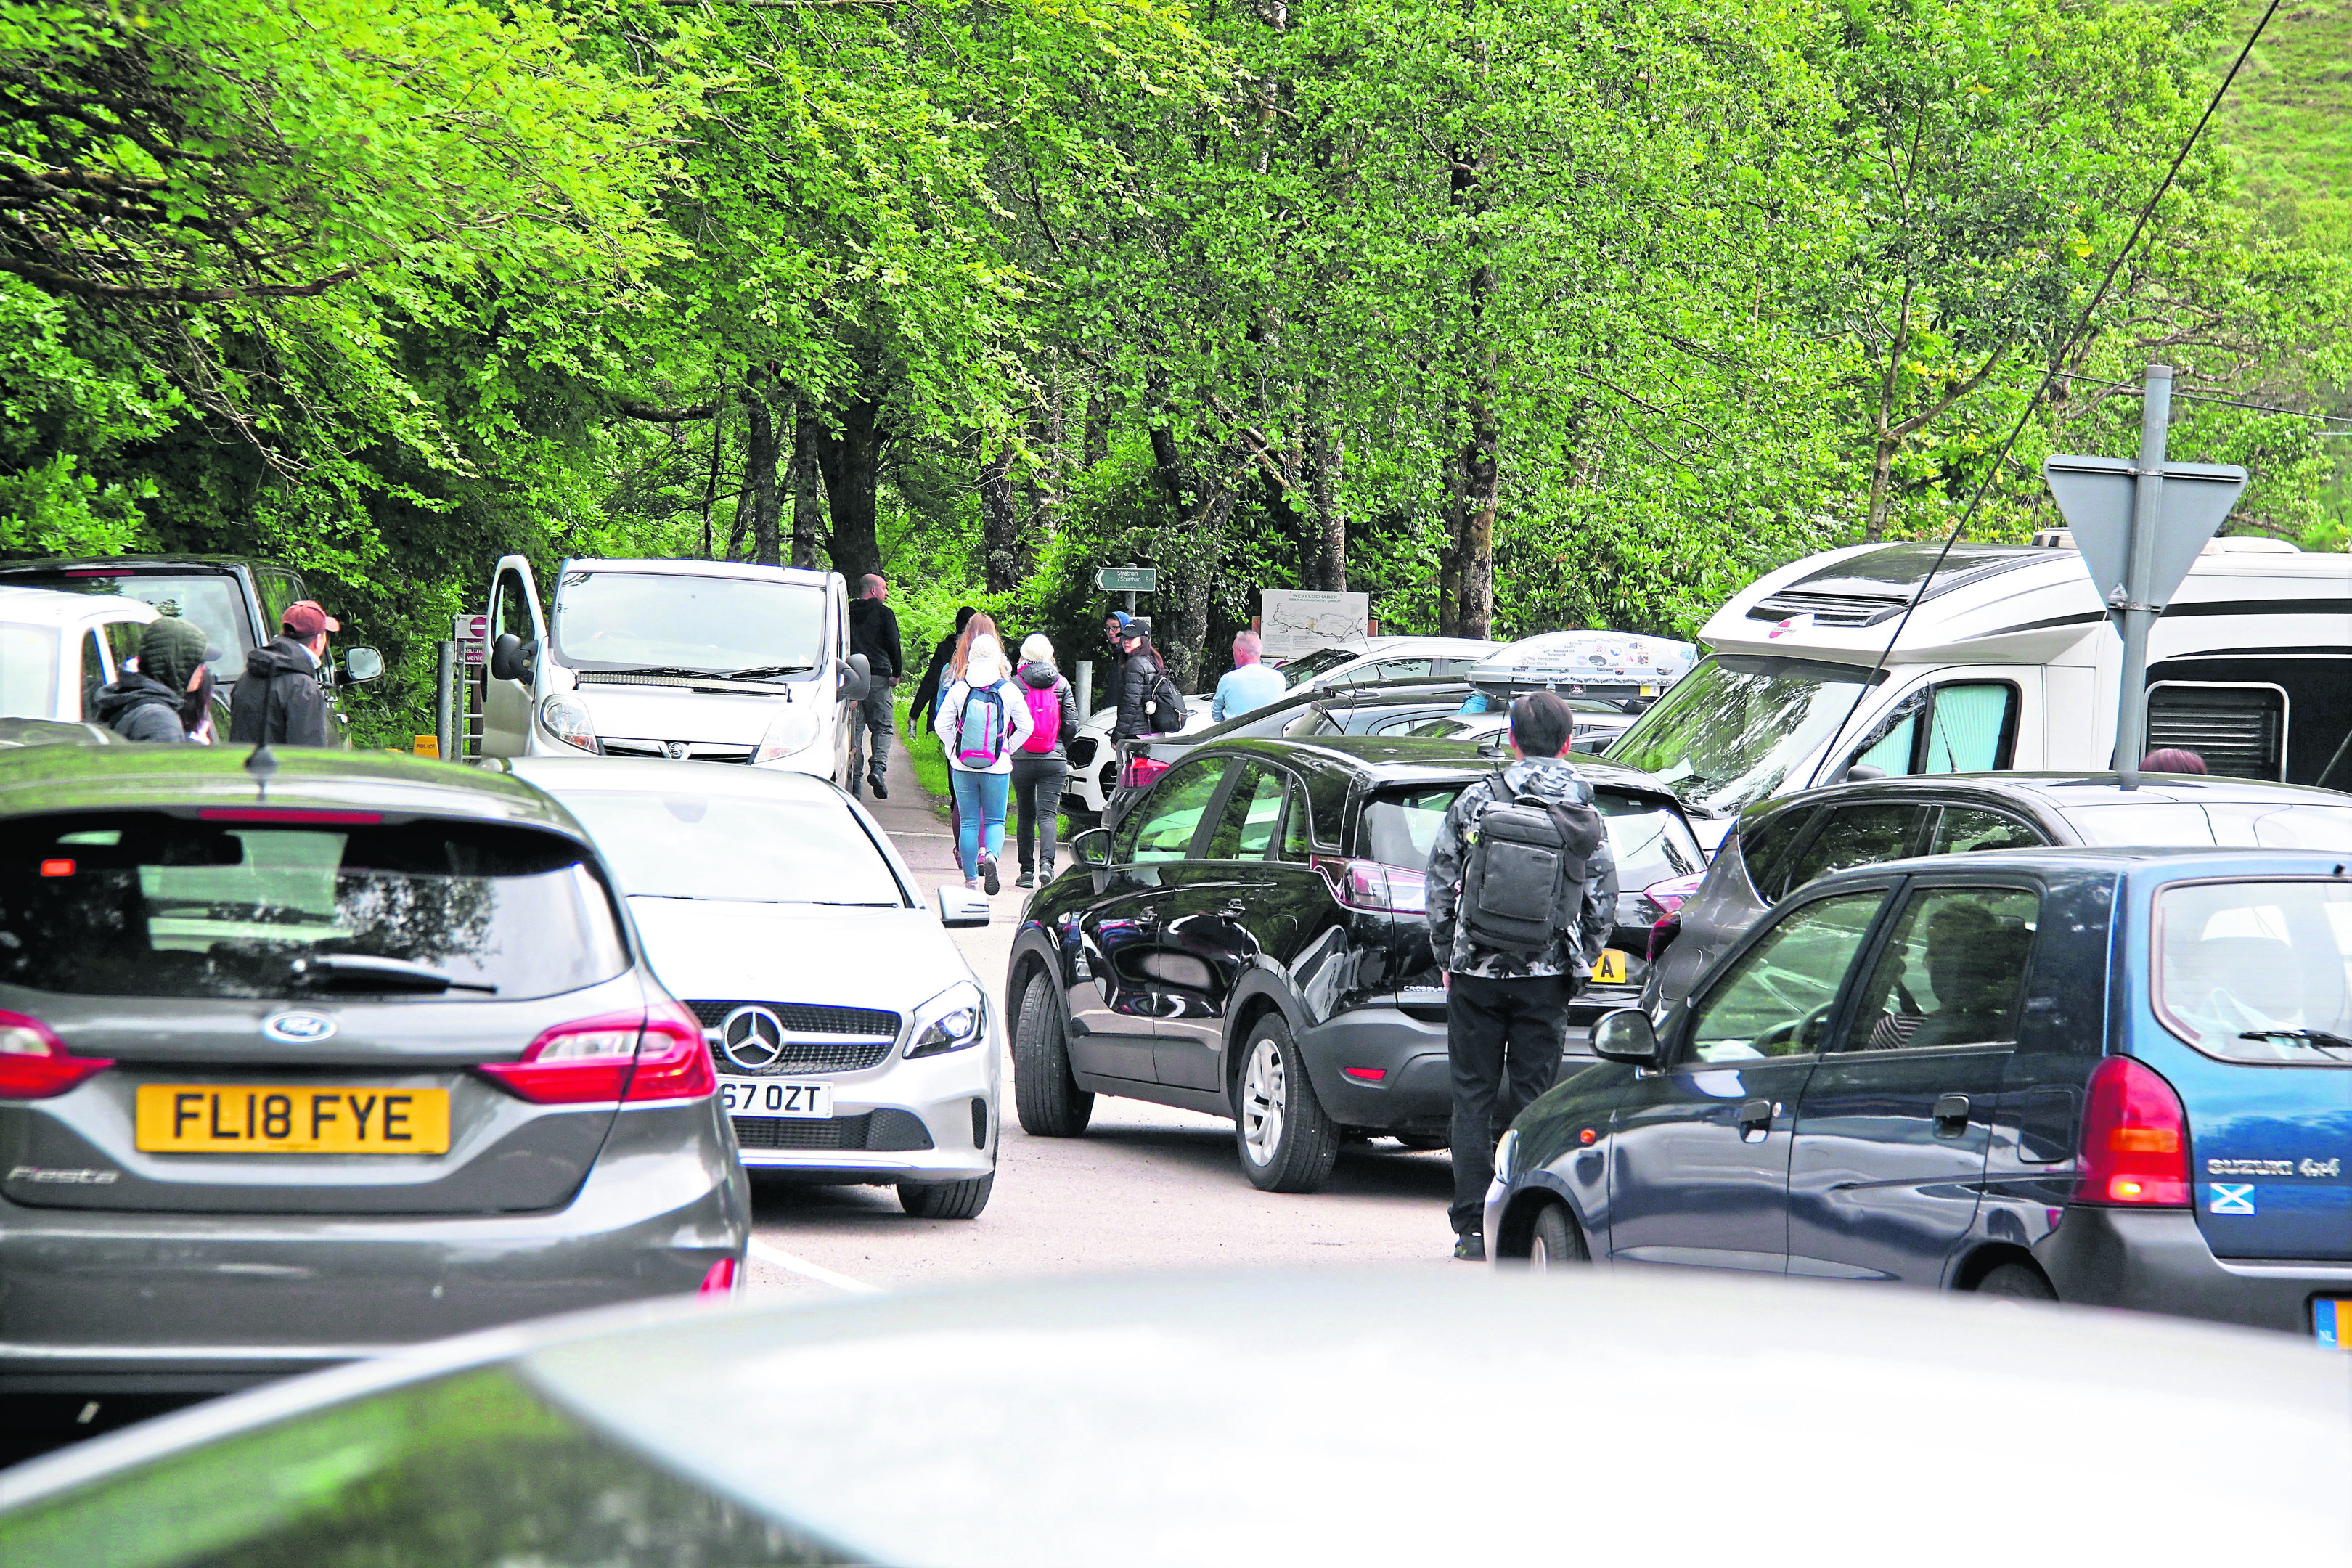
229, 600, 340, 746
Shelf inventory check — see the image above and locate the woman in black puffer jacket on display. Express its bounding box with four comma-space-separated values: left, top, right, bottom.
1010, 635, 1083, 886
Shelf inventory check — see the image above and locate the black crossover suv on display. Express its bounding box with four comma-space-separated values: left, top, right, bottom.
1005, 737, 1704, 1191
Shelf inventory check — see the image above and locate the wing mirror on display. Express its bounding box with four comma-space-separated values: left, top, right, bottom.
1589, 1008, 1663, 1068
341, 646, 384, 684
490, 633, 534, 683
839, 652, 872, 704
936, 885, 991, 928
1071, 827, 1112, 867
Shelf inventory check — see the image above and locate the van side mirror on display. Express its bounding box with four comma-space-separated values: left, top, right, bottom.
840, 652, 872, 704
1590, 1008, 1662, 1068
1071, 827, 1112, 867
936, 885, 991, 928
342, 646, 384, 684
491, 633, 532, 683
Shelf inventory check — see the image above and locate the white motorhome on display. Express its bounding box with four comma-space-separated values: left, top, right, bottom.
478, 556, 871, 781
1607, 535, 2352, 848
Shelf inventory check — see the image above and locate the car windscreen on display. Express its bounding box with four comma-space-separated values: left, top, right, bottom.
556, 789, 907, 907
2067, 801, 2352, 852
0, 624, 60, 719
1280, 646, 1360, 688
1359, 783, 1704, 896
1606, 654, 1877, 817
0, 814, 629, 1000
2155, 880, 2352, 1065
553, 571, 828, 677
9, 573, 255, 679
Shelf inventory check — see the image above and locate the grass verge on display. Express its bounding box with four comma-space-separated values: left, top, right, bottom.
892, 697, 954, 819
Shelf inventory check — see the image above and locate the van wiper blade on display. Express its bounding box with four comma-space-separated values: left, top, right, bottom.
721, 665, 814, 680
2239, 1027, 2352, 1054
596, 666, 728, 680
295, 954, 498, 995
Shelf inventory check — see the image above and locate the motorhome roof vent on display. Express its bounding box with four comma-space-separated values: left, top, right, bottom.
2030, 529, 2077, 550
1745, 590, 1912, 628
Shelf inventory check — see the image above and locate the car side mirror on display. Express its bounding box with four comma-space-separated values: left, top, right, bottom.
1071, 827, 1112, 867
1840, 763, 1887, 783
840, 652, 872, 704
1590, 1008, 1662, 1068
491, 633, 532, 683
342, 646, 384, 684
936, 885, 991, 928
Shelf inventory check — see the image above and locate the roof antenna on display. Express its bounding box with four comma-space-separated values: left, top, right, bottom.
246, 742, 277, 803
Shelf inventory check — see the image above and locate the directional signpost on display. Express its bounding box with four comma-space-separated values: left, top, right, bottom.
2041, 364, 2247, 789
1093, 565, 1156, 613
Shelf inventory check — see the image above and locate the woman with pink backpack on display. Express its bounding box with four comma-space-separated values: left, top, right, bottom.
1010, 634, 1082, 889
935, 633, 1033, 895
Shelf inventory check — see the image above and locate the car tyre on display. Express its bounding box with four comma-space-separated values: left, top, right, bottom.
898, 1173, 993, 1220
1527, 1203, 1588, 1271
1233, 1015, 1339, 1193
1972, 1261, 2058, 1301
1013, 968, 1093, 1138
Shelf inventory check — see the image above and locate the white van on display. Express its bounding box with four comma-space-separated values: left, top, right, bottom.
478, 556, 872, 780
1606, 536, 2352, 848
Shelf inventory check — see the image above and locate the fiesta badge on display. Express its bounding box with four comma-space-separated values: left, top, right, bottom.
262, 1010, 337, 1043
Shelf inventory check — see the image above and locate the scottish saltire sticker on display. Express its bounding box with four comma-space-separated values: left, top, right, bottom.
2207, 1183, 2256, 1214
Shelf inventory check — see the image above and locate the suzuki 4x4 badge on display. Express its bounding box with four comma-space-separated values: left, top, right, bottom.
263, 1010, 337, 1043
720, 1005, 787, 1070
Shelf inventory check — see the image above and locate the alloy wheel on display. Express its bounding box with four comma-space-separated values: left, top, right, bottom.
1240, 1036, 1287, 1164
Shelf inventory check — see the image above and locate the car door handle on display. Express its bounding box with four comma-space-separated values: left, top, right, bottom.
1932, 1094, 1972, 1137
1737, 1098, 1773, 1141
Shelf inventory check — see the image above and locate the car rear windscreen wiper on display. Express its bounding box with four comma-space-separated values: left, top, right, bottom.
293, 954, 498, 995
2239, 1027, 2352, 1054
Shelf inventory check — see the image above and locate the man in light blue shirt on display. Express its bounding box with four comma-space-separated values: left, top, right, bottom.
1210, 629, 1289, 722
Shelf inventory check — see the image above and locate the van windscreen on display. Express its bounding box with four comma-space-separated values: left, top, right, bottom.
554, 573, 828, 677
0, 815, 629, 1000
1607, 655, 1877, 817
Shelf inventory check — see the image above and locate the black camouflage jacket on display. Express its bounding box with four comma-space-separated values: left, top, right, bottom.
1423, 756, 1619, 980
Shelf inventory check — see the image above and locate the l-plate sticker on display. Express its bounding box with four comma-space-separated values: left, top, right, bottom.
2208, 1183, 2257, 1215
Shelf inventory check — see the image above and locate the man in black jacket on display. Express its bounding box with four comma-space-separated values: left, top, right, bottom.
846, 573, 903, 799
907, 605, 976, 740
230, 600, 337, 747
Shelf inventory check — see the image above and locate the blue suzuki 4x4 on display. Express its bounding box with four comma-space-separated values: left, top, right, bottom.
1485, 846, 2352, 1342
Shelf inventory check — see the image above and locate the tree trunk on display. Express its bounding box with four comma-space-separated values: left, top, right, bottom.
1458, 391, 1497, 640
740, 375, 783, 568
1164, 465, 1237, 690
980, 440, 1021, 594
813, 398, 887, 585
1863, 428, 1898, 543
1437, 495, 1461, 639
1026, 391, 1064, 564
1083, 389, 1111, 468
698, 393, 726, 560
789, 407, 824, 570
1307, 415, 1345, 591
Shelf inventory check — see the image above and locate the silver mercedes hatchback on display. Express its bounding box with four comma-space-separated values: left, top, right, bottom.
0, 744, 748, 1406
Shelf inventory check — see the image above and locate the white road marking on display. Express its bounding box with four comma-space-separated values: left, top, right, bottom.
749, 1237, 883, 1294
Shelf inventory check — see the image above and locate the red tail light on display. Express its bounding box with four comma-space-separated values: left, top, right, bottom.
1640, 874, 1704, 920
2073, 1055, 2190, 1206
1310, 856, 1429, 915
0, 1010, 114, 1099
698, 1256, 740, 1298
198, 809, 384, 825
481, 1003, 714, 1105
1119, 754, 1171, 791
1646, 914, 1681, 963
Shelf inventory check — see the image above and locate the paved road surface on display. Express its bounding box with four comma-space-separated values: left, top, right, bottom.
743, 722, 1457, 1299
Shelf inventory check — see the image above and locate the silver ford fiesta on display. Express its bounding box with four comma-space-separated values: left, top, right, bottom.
0, 745, 748, 1406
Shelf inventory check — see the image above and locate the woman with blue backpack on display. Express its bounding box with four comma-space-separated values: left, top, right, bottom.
936, 632, 1033, 895
1010, 634, 1082, 889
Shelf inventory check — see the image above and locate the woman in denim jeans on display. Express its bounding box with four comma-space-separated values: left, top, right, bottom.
1009, 634, 1082, 888
936, 634, 1032, 895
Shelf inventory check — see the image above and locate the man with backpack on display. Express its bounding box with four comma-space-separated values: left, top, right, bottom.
1010, 634, 1082, 888
846, 573, 903, 799
1423, 691, 1618, 1261
1111, 617, 1185, 741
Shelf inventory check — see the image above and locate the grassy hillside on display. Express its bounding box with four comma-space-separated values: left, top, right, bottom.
2216, 0, 2351, 248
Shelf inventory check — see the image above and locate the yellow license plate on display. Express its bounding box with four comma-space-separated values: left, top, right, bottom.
1588, 949, 1630, 985
134, 1085, 451, 1154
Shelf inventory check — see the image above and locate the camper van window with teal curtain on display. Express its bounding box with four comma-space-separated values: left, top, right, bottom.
1852, 682, 2019, 778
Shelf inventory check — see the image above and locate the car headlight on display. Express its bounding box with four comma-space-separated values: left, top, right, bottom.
754, 700, 821, 763
905, 980, 987, 1059
1493, 1128, 1519, 1183
538, 693, 600, 753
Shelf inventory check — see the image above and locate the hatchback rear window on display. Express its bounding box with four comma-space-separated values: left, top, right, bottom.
2155, 880, 2352, 1064
1359, 783, 1704, 891
0, 814, 629, 1000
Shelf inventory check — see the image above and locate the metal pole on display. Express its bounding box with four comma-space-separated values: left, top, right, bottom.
1124, 589, 1136, 616
437, 641, 457, 762
1076, 660, 1093, 716
2114, 364, 2173, 791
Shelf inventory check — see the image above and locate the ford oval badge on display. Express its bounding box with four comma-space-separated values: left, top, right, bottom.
263, 1011, 337, 1043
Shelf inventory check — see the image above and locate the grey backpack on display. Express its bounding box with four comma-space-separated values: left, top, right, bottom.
1458, 771, 1607, 957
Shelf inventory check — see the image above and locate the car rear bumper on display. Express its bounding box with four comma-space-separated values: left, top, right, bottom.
1297, 1007, 1452, 1131
0, 1124, 746, 1395
2038, 1205, 2352, 1336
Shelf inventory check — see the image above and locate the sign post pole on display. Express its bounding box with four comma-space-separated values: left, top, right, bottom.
2114, 366, 2175, 791
436, 641, 457, 763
